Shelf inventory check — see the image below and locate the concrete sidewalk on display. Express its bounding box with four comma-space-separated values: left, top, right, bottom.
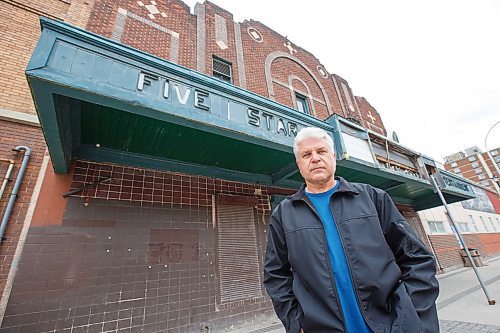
228, 255, 500, 332
437, 255, 500, 331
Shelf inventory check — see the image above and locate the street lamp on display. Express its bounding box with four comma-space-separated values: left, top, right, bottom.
484, 120, 500, 194
484, 120, 500, 152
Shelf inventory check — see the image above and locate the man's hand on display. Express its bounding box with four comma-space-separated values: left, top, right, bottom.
300, 329, 304, 333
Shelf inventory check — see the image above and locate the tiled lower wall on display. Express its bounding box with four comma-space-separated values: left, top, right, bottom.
1, 161, 292, 332
2, 158, 470, 331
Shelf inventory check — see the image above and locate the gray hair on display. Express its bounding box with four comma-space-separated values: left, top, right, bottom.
293, 127, 335, 159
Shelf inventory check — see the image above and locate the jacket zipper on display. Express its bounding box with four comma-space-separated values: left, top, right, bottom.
301, 197, 348, 333
329, 197, 378, 333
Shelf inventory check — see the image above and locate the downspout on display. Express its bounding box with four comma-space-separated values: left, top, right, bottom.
0, 159, 15, 201
0, 146, 31, 243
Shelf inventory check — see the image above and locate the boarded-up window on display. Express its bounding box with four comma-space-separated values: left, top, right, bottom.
216, 203, 262, 304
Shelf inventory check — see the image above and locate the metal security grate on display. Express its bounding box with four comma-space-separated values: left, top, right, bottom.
217, 204, 262, 304
212, 57, 232, 83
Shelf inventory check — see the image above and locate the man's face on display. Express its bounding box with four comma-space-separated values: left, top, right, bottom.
296, 136, 336, 187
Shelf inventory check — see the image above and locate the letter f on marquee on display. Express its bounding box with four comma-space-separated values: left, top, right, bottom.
137, 72, 158, 91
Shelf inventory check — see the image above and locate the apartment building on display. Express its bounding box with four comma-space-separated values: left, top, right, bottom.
444, 146, 500, 195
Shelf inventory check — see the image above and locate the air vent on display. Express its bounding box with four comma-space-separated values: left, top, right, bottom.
212, 56, 232, 83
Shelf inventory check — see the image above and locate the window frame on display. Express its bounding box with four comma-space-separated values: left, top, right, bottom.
427, 220, 446, 233
469, 215, 479, 232
488, 217, 497, 231
479, 216, 489, 231
457, 222, 470, 233
212, 56, 233, 83
295, 92, 310, 114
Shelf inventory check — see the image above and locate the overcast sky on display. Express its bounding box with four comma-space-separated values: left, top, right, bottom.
181, 0, 500, 162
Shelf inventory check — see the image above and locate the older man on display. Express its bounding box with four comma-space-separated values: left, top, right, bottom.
264, 127, 439, 333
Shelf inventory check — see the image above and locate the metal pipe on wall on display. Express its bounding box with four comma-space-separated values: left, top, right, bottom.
0, 159, 15, 202
0, 147, 31, 243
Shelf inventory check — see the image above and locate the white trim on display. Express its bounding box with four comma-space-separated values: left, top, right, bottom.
0, 109, 40, 127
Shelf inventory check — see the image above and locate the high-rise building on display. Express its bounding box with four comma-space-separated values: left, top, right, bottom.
444, 147, 500, 194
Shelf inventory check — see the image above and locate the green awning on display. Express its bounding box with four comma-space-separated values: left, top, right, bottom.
26, 18, 475, 210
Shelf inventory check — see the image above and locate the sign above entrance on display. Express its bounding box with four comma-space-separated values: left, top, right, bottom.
25, 17, 476, 208
135, 71, 306, 142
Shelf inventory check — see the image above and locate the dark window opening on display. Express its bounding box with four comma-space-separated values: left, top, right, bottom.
295, 93, 310, 114
212, 56, 232, 83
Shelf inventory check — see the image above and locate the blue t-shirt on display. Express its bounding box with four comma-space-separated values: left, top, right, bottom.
306, 183, 372, 333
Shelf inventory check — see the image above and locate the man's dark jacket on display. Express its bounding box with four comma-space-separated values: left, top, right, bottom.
263, 177, 439, 333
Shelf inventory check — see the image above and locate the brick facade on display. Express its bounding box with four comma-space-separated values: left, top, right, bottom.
486, 191, 500, 214
0, 0, 487, 331
444, 148, 500, 194
84, 0, 387, 135
0, 0, 94, 116
463, 233, 500, 258
355, 96, 387, 136
428, 233, 500, 271
0, 0, 77, 313
0, 120, 46, 297
428, 234, 464, 271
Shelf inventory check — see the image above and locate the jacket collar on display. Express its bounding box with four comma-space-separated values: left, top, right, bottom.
289, 176, 359, 202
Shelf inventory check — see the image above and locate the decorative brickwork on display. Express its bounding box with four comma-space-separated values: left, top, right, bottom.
84, 0, 387, 133
355, 96, 387, 136
87, 0, 197, 70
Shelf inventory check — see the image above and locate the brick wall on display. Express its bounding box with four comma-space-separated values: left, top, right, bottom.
0, 0, 97, 117
11, 0, 386, 133
0, 120, 46, 297
429, 232, 500, 271
463, 233, 500, 257
485, 191, 500, 214
428, 234, 463, 270
65, 0, 97, 29
202, 3, 242, 87
355, 96, 387, 136
0, 0, 77, 318
84, 0, 387, 134
0, 2, 49, 115
86, 0, 197, 70
238, 18, 344, 122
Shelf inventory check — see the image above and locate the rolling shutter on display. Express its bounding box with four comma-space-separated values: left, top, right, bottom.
217, 203, 262, 304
